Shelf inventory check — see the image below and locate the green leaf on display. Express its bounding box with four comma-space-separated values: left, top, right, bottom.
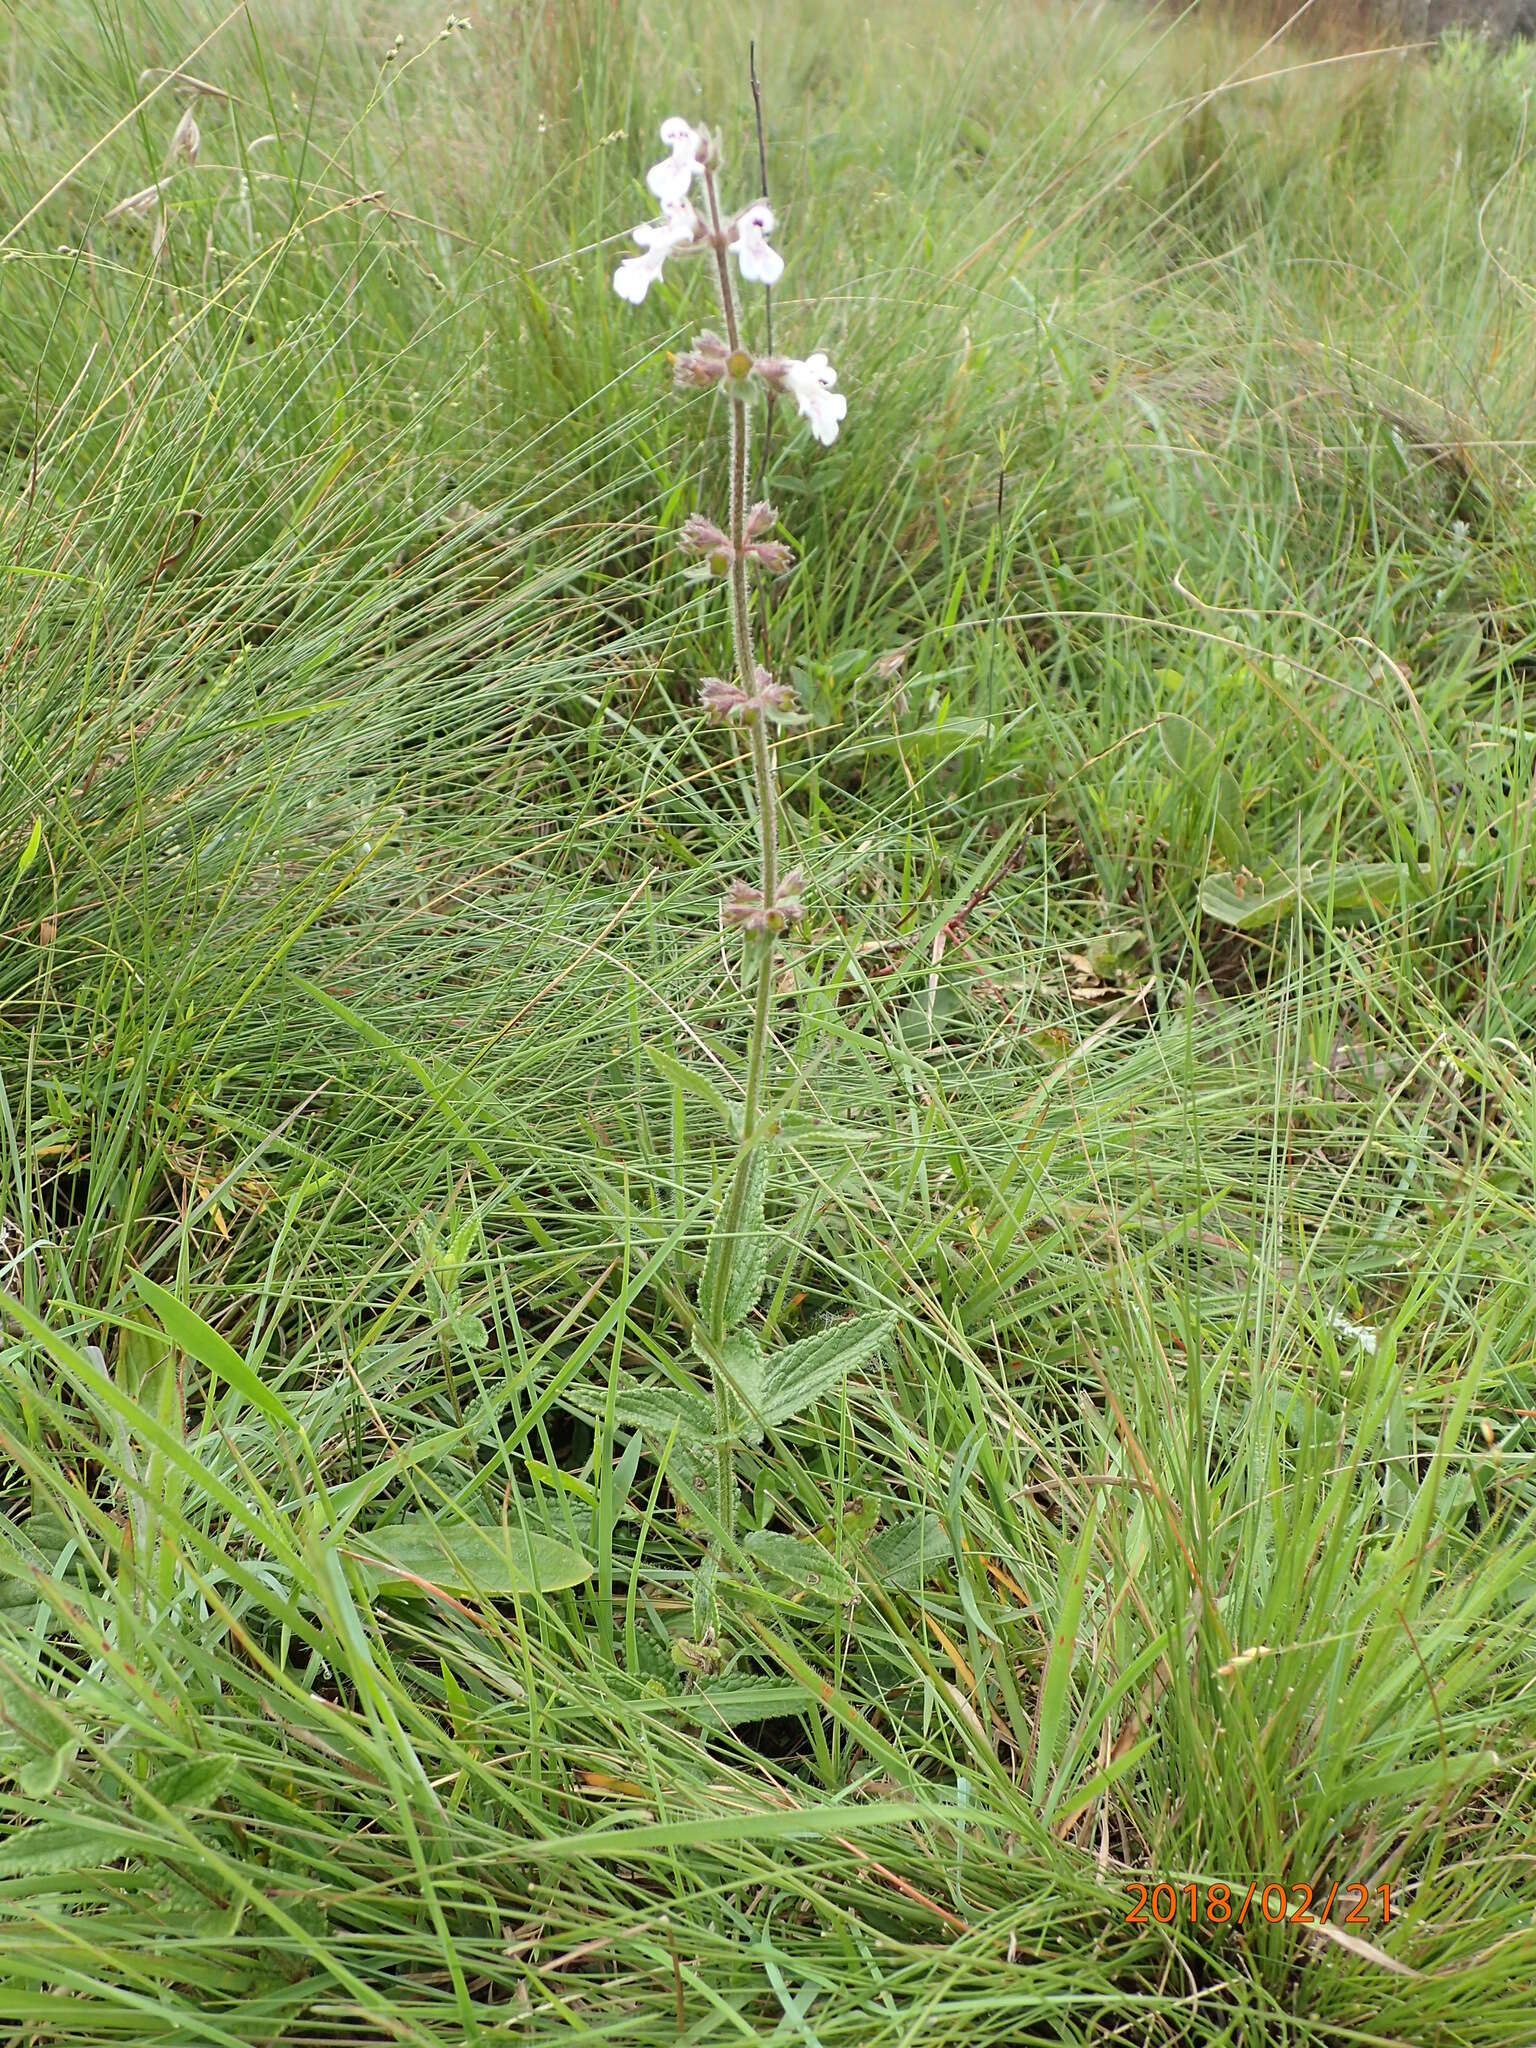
743, 1529, 856, 1601
698, 1140, 772, 1336
664, 1440, 719, 1528
603, 1381, 715, 1445
643, 1044, 735, 1130
0, 1663, 78, 1798
695, 1329, 767, 1444
117, 1314, 174, 1404
1199, 859, 1422, 932
16, 815, 42, 877
129, 1274, 295, 1430
16, 1739, 77, 1799
1158, 713, 1252, 869
351, 1517, 591, 1599
0, 1822, 120, 1878
753, 1311, 895, 1431
692, 1550, 720, 1638
863, 1512, 950, 1591
144, 1756, 238, 1813
840, 716, 997, 758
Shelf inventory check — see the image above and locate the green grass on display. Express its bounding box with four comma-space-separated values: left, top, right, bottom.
3, 0, 1536, 2039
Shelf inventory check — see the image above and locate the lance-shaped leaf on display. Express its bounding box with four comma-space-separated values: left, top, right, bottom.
351, 1517, 591, 1599
563, 1378, 716, 1446
743, 1528, 856, 1602
1200, 859, 1423, 932
698, 1140, 772, 1337
693, 1329, 766, 1444
862, 1511, 950, 1591
748, 1310, 896, 1432
664, 1439, 719, 1529
610, 1382, 716, 1444
1158, 711, 1253, 871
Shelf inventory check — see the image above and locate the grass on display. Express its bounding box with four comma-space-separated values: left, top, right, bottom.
2, 0, 1536, 2039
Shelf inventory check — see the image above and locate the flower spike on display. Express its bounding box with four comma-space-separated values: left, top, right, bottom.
603, 109, 855, 1572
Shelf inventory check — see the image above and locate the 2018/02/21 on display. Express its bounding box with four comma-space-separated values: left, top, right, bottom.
1126, 1881, 1394, 1928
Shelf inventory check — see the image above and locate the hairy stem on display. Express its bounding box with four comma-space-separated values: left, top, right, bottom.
695, 159, 790, 1537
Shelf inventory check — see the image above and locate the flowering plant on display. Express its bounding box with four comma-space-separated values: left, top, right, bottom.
606, 115, 887, 1668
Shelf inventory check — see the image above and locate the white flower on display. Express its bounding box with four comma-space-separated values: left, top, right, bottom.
730, 201, 783, 287
646, 117, 703, 203
1325, 1308, 1379, 1357
613, 197, 698, 305
781, 352, 847, 445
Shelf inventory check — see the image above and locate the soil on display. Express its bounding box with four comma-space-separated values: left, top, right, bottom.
1425, 0, 1536, 34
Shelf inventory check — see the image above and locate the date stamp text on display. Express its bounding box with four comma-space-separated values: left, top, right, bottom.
1126, 1881, 1393, 1929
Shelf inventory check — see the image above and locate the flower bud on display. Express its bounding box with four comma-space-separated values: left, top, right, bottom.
672, 329, 731, 390
774, 868, 807, 925
753, 669, 801, 720
699, 676, 751, 721
737, 501, 795, 575
721, 871, 806, 935
745, 538, 794, 576
677, 514, 731, 574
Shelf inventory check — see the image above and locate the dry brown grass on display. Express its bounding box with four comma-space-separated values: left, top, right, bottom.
1151, 0, 1417, 53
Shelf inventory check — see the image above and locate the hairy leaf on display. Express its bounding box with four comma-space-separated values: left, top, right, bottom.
755, 1310, 895, 1430
1200, 859, 1423, 932
351, 1517, 591, 1598
698, 1140, 773, 1336
609, 1382, 715, 1444
863, 1512, 950, 1591
743, 1529, 856, 1601
695, 1329, 767, 1444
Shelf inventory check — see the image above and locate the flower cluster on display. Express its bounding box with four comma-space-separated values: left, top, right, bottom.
698, 667, 800, 724
668, 333, 846, 447
678, 503, 795, 579
614, 118, 846, 450
722, 870, 806, 935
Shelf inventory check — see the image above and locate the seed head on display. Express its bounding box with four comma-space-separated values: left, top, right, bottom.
169, 105, 200, 167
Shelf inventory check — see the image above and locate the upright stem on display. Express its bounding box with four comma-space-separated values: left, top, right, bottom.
702, 160, 781, 1168
748, 39, 777, 654
696, 161, 789, 1538
704, 162, 778, 935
